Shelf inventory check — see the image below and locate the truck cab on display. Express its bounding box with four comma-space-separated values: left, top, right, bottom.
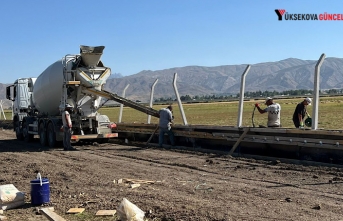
6, 78, 36, 139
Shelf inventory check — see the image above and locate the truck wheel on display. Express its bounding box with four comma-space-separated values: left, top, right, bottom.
39, 123, 48, 146
23, 121, 34, 142
14, 120, 24, 141
47, 123, 56, 148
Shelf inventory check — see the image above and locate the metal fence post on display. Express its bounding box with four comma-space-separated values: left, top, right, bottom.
173, 73, 188, 125
312, 53, 326, 130
237, 65, 251, 127
118, 84, 130, 123
147, 79, 158, 124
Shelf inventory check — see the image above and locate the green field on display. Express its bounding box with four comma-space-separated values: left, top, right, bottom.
99, 96, 343, 130
3, 96, 342, 130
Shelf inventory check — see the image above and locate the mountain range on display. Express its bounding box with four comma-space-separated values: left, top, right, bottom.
1, 57, 343, 108
104, 57, 343, 102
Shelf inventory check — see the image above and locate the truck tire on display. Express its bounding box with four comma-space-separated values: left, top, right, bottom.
47, 123, 56, 148
23, 121, 34, 142
39, 123, 48, 146
14, 120, 24, 141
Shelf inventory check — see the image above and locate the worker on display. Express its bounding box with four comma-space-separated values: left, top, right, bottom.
62, 104, 76, 151
255, 97, 281, 127
158, 105, 175, 147
292, 97, 312, 128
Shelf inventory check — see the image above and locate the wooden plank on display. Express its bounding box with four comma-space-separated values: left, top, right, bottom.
66, 81, 81, 85
40, 208, 66, 221
175, 125, 238, 131
130, 183, 141, 189
240, 137, 342, 151
212, 133, 240, 138
116, 123, 157, 128
286, 128, 343, 135
116, 128, 156, 134
228, 128, 249, 155
117, 128, 228, 140
123, 178, 155, 184
244, 134, 343, 145
173, 131, 214, 138
66, 208, 85, 214
117, 123, 239, 132
96, 210, 116, 216
37, 207, 54, 214
146, 125, 159, 146
249, 128, 287, 133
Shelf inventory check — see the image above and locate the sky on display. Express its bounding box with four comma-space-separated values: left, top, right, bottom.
1, 0, 342, 84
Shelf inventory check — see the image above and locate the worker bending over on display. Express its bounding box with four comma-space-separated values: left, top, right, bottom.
293, 97, 311, 128
158, 105, 175, 147
255, 97, 281, 127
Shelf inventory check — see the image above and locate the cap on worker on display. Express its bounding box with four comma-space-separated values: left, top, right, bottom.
65, 103, 73, 108
305, 97, 312, 105
265, 97, 273, 104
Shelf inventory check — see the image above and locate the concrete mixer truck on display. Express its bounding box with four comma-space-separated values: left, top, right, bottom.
6, 45, 160, 148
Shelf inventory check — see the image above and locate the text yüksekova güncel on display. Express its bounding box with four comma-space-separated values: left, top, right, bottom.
284, 13, 343, 20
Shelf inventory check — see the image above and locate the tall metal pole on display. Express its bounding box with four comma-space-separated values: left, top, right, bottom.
0, 100, 5, 120
118, 84, 130, 123
237, 65, 251, 127
312, 53, 326, 130
147, 79, 158, 124
173, 73, 188, 125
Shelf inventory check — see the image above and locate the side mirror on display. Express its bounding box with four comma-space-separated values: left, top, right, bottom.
6, 86, 14, 101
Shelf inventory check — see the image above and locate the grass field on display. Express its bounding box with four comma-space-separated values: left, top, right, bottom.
99, 96, 343, 130
3, 96, 343, 130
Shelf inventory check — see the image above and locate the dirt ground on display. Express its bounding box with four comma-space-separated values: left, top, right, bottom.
1, 128, 343, 221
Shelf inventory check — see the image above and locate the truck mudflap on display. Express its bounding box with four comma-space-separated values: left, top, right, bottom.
71, 133, 118, 141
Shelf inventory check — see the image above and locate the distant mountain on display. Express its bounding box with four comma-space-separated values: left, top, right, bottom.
104, 57, 343, 102
2, 57, 343, 108
108, 73, 124, 79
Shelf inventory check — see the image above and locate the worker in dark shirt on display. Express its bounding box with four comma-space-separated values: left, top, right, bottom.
158, 105, 175, 147
292, 97, 311, 128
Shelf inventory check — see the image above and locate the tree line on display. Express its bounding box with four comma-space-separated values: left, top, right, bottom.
154, 88, 343, 102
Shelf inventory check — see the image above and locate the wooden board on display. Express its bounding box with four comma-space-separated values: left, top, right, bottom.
228, 128, 249, 155
250, 128, 287, 133
146, 125, 159, 145
244, 134, 343, 146
96, 210, 116, 216
130, 183, 141, 188
123, 178, 155, 184
66, 81, 81, 85
37, 207, 54, 214
40, 208, 66, 221
66, 208, 85, 214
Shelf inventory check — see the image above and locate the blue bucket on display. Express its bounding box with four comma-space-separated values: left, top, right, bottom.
30, 173, 50, 205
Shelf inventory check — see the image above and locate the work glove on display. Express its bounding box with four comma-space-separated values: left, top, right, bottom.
255, 103, 259, 107
300, 122, 304, 127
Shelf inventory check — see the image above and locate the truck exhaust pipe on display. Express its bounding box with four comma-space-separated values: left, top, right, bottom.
80, 45, 105, 67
